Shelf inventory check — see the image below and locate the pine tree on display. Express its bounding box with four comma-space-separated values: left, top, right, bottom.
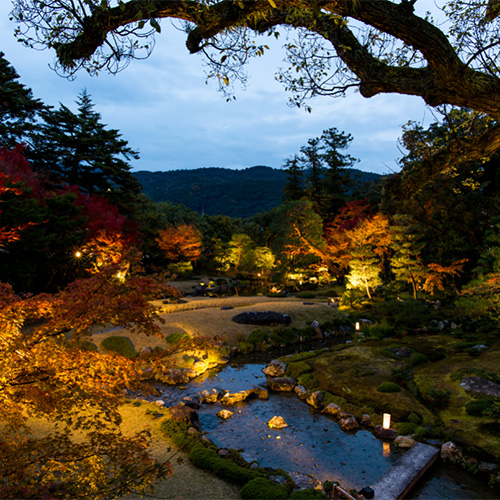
320, 127, 357, 216
0, 52, 43, 147
28, 89, 141, 197
390, 214, 426, 299
282, 155, 304, 201
300, 137, 323, 208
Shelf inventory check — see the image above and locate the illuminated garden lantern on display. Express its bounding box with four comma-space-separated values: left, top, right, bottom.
383, 413, 391, 429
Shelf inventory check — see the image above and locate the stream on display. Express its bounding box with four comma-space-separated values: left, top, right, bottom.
155, 344, 498, 499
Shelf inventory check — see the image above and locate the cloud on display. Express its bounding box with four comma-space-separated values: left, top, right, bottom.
0, 3, 433, 175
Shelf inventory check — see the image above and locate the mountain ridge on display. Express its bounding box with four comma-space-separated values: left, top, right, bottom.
133, 165, 382, 218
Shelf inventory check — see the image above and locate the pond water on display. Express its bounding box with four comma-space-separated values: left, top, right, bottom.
158, 352, 498, 499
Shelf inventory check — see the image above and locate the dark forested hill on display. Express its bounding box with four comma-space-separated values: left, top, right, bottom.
133, 166, 382, 218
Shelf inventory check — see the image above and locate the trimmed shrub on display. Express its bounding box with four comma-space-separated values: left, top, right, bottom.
248, 329, 269, 346
376, 382, 402, 393
101, 336, 136, 358
269, 332, 287, 346
240, 478, 288, 500
289, 489, 327, 499
362, 322, 394, 340
425, 389, 451, 409
394, 422, 417, 435
76, 340, 98, 351
239, 341, 254, 354
189, 445, 259, 485
465, 398, 495, 417
296, 291, 316, 299
407, 412, 423, 425
376, 299, 429, 328
409, 353, 428, 366
165, 332, 190, 345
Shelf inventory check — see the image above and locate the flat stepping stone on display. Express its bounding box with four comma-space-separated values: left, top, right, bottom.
371, 442, 439, 500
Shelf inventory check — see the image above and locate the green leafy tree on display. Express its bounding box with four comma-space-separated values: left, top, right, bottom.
254, 245, 275, 276
12, 0, 500, 166
383, 109, 498, 273
346, 245, 383, 300
28, 89, 141, 198
227, 233, 255, 273
456, 216, 500, 320
0, 52, 43, 147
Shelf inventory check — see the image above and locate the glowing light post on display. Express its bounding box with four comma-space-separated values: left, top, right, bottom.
383, 413, 391, 429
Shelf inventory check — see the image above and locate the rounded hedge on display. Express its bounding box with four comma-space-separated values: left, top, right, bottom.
189, 445, 259, 485
289, 489, 327, 499
165, 332, 191, 345
100, 336, 136, 358
465, 398, 495, 417
376, 382, 402, 393
240, 478, 288, 500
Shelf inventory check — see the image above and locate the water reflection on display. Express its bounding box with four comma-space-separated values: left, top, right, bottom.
161, 362, 497, 498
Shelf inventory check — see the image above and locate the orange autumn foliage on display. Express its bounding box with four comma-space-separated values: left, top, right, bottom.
0, 217, 180, 497
156, 224, 202, 262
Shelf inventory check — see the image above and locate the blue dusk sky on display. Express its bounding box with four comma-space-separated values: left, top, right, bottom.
0, 1, 437, 175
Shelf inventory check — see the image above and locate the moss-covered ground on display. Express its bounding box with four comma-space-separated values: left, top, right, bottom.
281, 333, 500, 462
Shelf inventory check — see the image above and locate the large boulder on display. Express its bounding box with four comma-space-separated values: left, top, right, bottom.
167, 402, 201, 431
262, 359, 287, 377
267, 377, 297, 392
232, 311, 291, 326
460, 376, 500, 397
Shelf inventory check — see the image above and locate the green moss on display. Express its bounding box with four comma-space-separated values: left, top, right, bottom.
286, 361, 313, 379
240, 478, 288, 500
296, 291, 316, 299
376, 382, 402, 393
298, 373, 319, 390
100, 335, 136, 358
160, 419, 197, 452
